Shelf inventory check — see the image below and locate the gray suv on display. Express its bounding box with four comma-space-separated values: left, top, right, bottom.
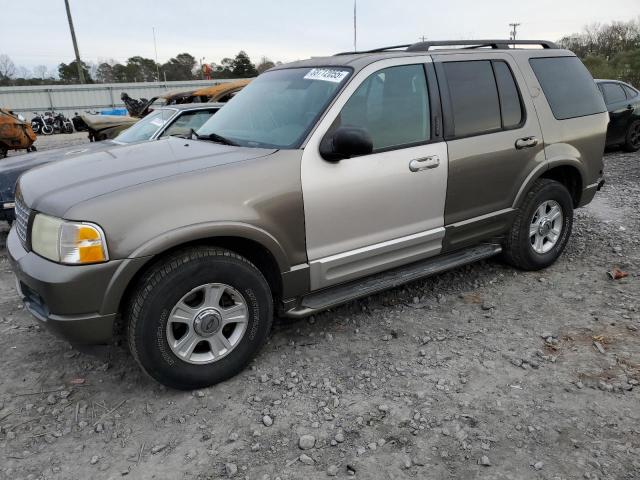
8, 40, 607, 389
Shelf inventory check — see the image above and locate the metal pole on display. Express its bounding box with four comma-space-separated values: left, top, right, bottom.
64, 0, 85, 84
353, 0, 357, 52
153, 27, 161, 82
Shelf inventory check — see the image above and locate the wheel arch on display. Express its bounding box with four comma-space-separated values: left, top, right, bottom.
101, 224, 290, 320
513, 160, 586, 209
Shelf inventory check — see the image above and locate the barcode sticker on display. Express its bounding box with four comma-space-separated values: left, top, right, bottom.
304, 68, 349, 83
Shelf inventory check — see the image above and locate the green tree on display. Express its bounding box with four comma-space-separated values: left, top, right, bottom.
58, 60, 93, 84
125, 56, 159, 82
256, 56, 275, 74
231, 51, 258, 78
161, 53, 196, 81
96, 62, 114, 83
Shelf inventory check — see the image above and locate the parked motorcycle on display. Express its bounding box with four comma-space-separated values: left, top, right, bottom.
52, 112, 74, 134
72, 112, 88, 132
30, 113, 54, 135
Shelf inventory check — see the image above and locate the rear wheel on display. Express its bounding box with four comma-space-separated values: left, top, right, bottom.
502, 179, 573, 270
41, 125, 54, 135
623, 120, 640, 152
127, 247, 273, 390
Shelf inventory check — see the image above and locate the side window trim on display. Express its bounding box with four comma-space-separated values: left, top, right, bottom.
435, 59, 526, 141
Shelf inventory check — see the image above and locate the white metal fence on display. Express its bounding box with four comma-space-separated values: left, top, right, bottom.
0, 79, 241, 118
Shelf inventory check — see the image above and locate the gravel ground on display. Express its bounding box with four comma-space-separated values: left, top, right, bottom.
0, 136, 638, 480
6, 131, 90, 158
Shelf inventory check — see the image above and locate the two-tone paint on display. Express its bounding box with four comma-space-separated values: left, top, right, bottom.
8, 46, 607, 344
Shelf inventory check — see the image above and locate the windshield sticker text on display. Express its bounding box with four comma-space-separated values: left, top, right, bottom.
304, 69, 349, 83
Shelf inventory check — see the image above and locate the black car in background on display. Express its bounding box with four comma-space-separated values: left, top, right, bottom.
596, 79, 640, 151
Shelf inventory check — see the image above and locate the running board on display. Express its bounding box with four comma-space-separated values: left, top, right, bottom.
283, 243, 502, 318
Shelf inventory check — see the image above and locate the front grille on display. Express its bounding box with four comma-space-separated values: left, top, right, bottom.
14, 194, 31, 248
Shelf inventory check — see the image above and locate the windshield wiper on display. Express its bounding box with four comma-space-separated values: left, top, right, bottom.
190, 129, 237, 146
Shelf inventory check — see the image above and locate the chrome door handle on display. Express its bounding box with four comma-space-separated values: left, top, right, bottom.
515, 136, 539, 149
409, 155, 440, 172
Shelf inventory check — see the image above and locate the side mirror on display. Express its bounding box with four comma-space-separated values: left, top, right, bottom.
319, 126, 373, 161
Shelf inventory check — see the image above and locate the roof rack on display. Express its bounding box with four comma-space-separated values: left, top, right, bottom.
335, 39, 559, 56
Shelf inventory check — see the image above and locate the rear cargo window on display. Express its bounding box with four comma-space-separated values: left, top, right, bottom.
529, 57, 606, 120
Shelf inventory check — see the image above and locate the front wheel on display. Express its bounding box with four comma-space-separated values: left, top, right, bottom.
623, 119, 640, 152
41, 125, 54, 135
502, 179, 573, 271
126, 247, 273, 390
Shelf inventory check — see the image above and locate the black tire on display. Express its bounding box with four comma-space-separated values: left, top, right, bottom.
502, 179, 573, 271
126, 247, 273, 390
623, 119, 640, 152
0, 146, 7, 159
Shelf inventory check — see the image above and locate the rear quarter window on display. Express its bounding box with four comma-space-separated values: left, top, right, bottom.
529, 56, 606, 120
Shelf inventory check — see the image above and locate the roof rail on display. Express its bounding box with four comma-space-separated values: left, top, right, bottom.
334, 39, 558, 56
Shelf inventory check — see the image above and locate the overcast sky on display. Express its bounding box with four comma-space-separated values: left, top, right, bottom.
2, 0, 639, 73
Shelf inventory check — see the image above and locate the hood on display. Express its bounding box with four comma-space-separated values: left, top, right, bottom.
0, 141, 118, 205
0, 140, 118, 175
19, 137, 276, 217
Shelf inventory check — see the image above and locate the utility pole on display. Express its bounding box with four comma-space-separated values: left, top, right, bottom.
353, 0, 357, 52
419, 35, 428, 42
509, 22, 521, 41
64, 0, 85, 84
153, 27, 161, 82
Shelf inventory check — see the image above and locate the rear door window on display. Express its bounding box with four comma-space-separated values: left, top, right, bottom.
529, 57, 606, 120
493, 61, 524, 129
442, 60, 501, 137
623, 85, 638, 99
601, 83, 627, 104
440, 60, 523, 138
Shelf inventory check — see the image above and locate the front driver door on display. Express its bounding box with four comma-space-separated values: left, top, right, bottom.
301, 57, 448, 290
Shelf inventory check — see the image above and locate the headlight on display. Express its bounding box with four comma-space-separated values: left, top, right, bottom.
31, 214, 109, 264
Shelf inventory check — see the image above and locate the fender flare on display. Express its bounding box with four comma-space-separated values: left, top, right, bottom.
512, 158, 587, 209
99, 222, 290, 315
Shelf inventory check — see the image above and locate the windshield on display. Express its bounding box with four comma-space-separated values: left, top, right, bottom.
115, 108, 176, 144
196, 67, 351, 148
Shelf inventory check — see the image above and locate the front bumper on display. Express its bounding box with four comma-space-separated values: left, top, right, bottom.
7, 226, 122, 344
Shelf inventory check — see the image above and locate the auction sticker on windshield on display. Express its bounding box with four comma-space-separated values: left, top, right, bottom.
304, 68, 349, 83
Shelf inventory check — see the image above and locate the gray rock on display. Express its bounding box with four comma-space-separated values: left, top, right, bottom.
299, 453, 314, 465
298, 434, 316, 450
262, 415, 273, 427
479, 455, 491, 466
327, 465, 339, 476
533, 461, 544, 470
90, 455, 99, 465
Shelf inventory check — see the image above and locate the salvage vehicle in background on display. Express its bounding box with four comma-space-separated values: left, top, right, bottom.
8, 40, 607, 390
85, 80, 251, 141
0, 103, 222, 222
596, 79, 640, 151
0, 109, 37, 158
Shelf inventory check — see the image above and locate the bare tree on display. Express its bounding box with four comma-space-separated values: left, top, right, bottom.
33, 65, 49, 79
0, 54, 16, 79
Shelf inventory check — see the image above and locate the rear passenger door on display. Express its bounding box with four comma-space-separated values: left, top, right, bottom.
432, 53, 545, 250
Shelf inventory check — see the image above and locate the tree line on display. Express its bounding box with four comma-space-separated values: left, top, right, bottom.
559, 19, 640, 86
0, 51, 277, 86
2, 21, 639, 87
